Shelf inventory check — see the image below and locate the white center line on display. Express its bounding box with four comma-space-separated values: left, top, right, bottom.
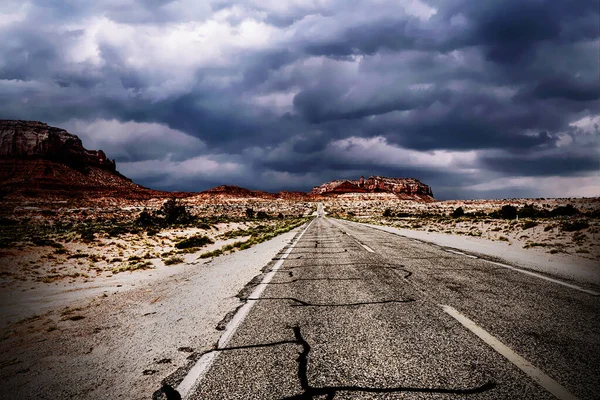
486, 261, 599, 296
176, 219, 315, 399
361, 244, 375, 253
441, 305, 580, 400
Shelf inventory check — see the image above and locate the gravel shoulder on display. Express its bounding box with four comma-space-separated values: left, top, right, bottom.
0, 227, 301, 400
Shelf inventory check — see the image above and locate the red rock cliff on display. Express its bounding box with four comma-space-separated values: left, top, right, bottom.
310, 175, 434, 200
0, 120, 116, 173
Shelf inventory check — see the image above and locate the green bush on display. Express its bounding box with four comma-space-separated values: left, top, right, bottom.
175, 235, 214, 249
164, 256, 184, 265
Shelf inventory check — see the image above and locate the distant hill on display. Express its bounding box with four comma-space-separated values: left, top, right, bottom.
199, 185, 310, 201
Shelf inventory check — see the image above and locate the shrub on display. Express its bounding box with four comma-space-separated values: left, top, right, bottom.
112, 261, 153, 273
452, 207, 465, 218
175, 235, 214, 249
521, 221, 538, 230
79, 230, 96, 242
136, 210, 156, 227
561, 220, 589, 232
383, 208, 393, 217
518, 204, 540, 219
68, 253, 89, 259
245, 208, 255, 219
499, 205, 517, 220
550, 204, 579, 217
199, 249, 223, 258
162, 198, 194, 225
256, 211, 269, 219
164, 256, 184, 265
32, 238, 63, 248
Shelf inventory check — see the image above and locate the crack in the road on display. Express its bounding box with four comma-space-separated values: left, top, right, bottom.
247, 297, 415, 307
285, 326, 496, 399
262, 278, 362, 285
424, 267, 505, 274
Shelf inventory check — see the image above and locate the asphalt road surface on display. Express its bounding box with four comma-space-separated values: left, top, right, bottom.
177, 215, 600, 399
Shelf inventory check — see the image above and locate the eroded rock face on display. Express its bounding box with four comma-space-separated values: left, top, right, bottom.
0, 120, 116, 173
310, 175, 434, 200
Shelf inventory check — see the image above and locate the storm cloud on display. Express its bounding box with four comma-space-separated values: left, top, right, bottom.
1, 0, 598, 198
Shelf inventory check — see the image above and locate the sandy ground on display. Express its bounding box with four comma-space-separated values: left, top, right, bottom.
0, 228, 300, 400
0, 221, 252, 289
354, 221, 600, 286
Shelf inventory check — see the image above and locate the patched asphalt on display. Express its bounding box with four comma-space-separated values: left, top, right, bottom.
189, 217, 600, 399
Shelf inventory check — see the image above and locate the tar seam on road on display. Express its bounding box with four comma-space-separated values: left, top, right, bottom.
441, 305, 580, 400
174, 218, 316, 400
246, 297, 415, 307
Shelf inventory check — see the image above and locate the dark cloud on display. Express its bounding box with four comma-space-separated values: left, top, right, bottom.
0, 0, 598, 198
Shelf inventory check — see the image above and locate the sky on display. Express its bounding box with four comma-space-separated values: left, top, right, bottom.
0, 0, 599, 199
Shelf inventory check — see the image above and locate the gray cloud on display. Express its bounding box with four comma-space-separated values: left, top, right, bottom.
0, 0, 598, 198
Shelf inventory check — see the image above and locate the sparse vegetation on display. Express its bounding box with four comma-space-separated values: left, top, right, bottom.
112, 260, 154, 273
163, 256, 184, 265
175, 235, 214, 249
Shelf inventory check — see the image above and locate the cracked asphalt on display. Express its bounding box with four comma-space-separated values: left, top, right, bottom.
190, 216, 600, 399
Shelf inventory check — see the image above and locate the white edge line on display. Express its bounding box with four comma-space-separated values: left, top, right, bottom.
441, 305, 580, 400
176, 218, 316, 399
362, 244, 375, 253
446, 249, 478, 259
486, 261, 600, 296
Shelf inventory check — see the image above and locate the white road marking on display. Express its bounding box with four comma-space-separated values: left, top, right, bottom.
486, 260, 599, 296
361, 244, 375, 253
441, 305, 580, 400
176, 219, 316, 399
445, 249, 478, 259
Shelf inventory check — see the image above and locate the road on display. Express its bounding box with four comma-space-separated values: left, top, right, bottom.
170, 215, 600, 399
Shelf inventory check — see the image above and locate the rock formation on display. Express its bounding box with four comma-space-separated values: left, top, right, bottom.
0, 120, 116, 173
0, 120, 152, 200
310, 175, 434, 200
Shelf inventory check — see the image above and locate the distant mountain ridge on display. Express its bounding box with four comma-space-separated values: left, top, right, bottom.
0, 120, 435, 203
